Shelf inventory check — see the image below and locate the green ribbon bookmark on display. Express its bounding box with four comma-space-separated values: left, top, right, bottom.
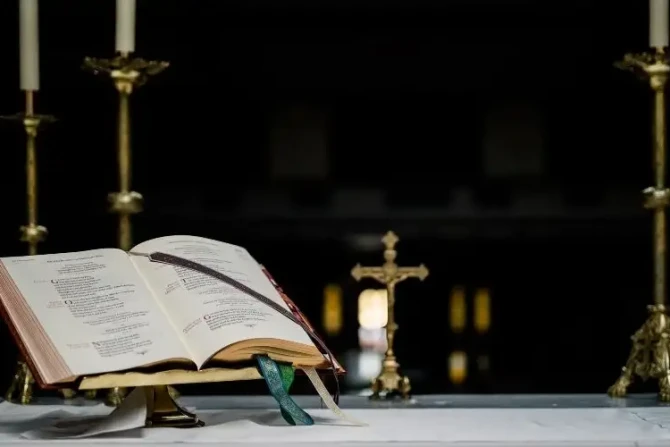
256, 356, 314, 426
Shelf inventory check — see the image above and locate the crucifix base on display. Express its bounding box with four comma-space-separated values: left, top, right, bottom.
370, 356, 411, 400
144, 385, 204, 428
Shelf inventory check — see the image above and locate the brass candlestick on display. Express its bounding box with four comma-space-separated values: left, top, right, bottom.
351, 231, 429, 399
609, 48, 670, 401
2, 90, 55, 404
82, 52, 168, 406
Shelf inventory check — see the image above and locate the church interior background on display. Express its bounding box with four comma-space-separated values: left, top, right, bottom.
0, 0, 655, 396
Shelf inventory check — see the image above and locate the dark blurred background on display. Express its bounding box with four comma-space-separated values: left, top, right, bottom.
0, 0, 659, 396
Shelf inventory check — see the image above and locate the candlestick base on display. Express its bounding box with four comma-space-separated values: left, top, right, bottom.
59, 389, 76, 399
5, 361, 34, 405
105, 387, 127, 407
608, 304, 670, 401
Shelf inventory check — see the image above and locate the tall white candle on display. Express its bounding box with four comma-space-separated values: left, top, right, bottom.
115, 0, 136, 54
19, 0, 39, 91
650, 0, 669, 48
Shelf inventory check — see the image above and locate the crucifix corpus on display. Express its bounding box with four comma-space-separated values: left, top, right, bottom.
351, 231, 429, 399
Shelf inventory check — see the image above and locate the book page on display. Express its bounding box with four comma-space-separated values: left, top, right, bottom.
130, 235, 314, 367
0, 249, 190, 378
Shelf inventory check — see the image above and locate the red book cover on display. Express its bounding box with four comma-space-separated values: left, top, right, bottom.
261, 266, 345, 374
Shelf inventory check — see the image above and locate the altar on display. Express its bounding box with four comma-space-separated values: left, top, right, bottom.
1, 394, 669, 447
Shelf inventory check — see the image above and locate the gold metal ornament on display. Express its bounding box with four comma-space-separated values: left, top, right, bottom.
144, 385, 198, 428
351, 231, 429, 399
5, 361, 34, 405
82, 52, 169, 406
609, 48, 670, 401
1, 91, 55, 404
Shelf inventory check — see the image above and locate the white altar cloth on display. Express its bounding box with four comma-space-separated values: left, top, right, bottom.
2, 400, 670, 446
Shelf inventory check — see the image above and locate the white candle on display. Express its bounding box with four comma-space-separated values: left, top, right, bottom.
19, 0, 39, 91
650, 0, 669, 48
115, 0, 136, 54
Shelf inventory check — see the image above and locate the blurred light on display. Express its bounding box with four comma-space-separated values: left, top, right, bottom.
357, 350, 383, 380
449, 286, 466, 333
474, 288, 491, 334
342, 349, 384, 389
347, 234, 389, 252
358, 289, 388, 330
449, 351, 468, 385
322, 284, 343, 335
358, 327, 387, 351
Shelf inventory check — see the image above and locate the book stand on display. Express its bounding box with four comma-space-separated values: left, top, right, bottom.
77, 366, 262, 428
143, 385, 202, 428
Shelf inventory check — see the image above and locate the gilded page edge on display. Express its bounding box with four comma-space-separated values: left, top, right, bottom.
78, 366, 262, 390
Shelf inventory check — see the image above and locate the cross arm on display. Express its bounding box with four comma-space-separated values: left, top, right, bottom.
397, 264, 429, 281
351, 264, 385, 283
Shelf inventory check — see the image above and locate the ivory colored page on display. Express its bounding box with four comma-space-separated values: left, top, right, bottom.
130, 235, 315, 368
0, 249, 190, 379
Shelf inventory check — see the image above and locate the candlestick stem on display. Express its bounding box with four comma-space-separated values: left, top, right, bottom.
25, 92, 38, 255
652, 53, 668, 307
113, 71, 136, 250
118, 88, 130, 193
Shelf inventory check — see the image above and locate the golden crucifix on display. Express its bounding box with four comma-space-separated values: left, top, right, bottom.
351, 231, 429, 399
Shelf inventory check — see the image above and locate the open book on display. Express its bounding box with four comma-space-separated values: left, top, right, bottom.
0, 235, 335, 388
